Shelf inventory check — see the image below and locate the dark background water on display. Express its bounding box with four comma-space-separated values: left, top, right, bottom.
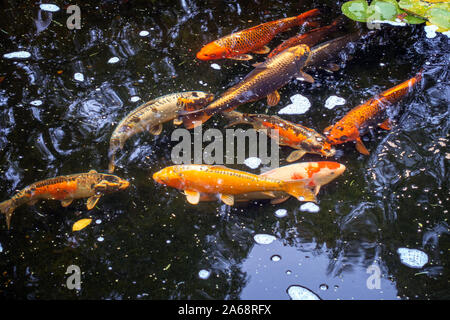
0, 0, 448, 300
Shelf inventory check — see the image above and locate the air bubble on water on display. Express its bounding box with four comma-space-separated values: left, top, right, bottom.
424, 25, 438, 39
253, 234, 276, 245
300, 202, 320, 213
286, 270, 292, 275
397, 248, 428, 268
108, 57, 120, 64
271, 255, 281, 262
274, 209, 287, 218
324, 95, 346, 110
166, 240, 171, 244
278, 94, 311, 115
95, 219, 102, 224
139, 30, 150, 37
319, 284, 329, 291
210, 63, 221, 70
39, 4, 60, 12
3, 51, 31, 59
130, 96, 140, 102
0, 242, 3, 253
198, 269, 211, 280
244, 157, 261, 169
287, 285, 320, 300
97, 236, 104, 242
30, 100, 43, 106
74, 72, 84, 82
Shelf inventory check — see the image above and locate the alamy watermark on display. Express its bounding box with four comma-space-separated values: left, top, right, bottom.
366, 264, 381, 290
170, 125, 280, 169
66, 264, 81, 290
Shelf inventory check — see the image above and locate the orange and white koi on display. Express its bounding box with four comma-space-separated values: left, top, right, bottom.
152, 164, 317, 206
0, 170, 129, 229
324, 71, 423, 155
223, 111, 335, 162
196, 9, 319, 61
199, 161, 345, 204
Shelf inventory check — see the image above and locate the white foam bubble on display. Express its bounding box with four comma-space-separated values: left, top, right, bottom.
244, 157, 261, 169
324, 95, 346, 110
97, 236, 104, 242
108, 57, 120, 64
30, 100, 43, 106
300, 202, 320, 213
397, 248, 428, 268
3, 51, 31, 59
198, 269, 211, 279
139, 30, 150, 37
210, 63, 221, 70
74, 72, 84, 82
424, 25, 439, 39
274, 209, 288, 218
253, 234, 276, 245
278, 94, 311, 115
371, 19, 406, 27
130, 96, 141, 102
39, 4, 60, 12
287, 285, 320, 300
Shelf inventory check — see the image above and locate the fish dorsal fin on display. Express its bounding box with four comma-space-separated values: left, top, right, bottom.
355, 138, 370, 155
297, 71, 314, 83
86, 195, 101, 210
267, 90, 280, 107
229, 54, 253, 61
61, 199, 73, 208
270, 196, 290, 205
184, 190, 200, 205
89, 169, 97, 174
149, 123, 163, 135
220, 194, 235, 206
286, 149, 306, 162
252, 45, 270, 55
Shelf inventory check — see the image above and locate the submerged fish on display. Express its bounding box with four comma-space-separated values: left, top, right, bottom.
200, 161, 346, 204
109, 91, 214, 172
268, 16, 346, 59
196, 9, 319, 61
152, 164, 317, 206
324, 71, 423, 155
223, 110, 335, 162
0, 170, 130, 229
181, 44, 313, 129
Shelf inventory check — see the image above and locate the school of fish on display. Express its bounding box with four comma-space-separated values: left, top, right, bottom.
0, 8, 424, 230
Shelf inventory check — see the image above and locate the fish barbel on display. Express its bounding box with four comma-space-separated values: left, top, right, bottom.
0, 170, 130, 229
152, 164, 317, 206
109, 91, 214, 172
196, 9, 319, 61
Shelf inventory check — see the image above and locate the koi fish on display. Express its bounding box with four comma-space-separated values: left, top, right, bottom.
223, 111, 335, 162
196, 9, 320, 61
152, 164, 317, 206
0, 170, 130, 229
323, 71, 423, 155
268, 16, 345, 59
199, 161, 346, 204
108, 91, 214, 172
181, 44, 313, 129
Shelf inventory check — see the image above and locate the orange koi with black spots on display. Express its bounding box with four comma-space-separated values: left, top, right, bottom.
324, 71, 423, 155
196, 9, 320, 61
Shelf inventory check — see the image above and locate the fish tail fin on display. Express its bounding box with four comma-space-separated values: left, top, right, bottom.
222, 111, 248, 128
0, 199, 15, 229
296, 8, 320, 24
179, 109, 212, 129
282, 180, 317, 203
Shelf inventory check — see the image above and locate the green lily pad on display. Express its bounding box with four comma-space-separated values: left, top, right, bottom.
367, 0, 399, 21
398, 0, 431, 17
402, 13, 427, 24
342, 0, 370, 22
426, 6, 450, 30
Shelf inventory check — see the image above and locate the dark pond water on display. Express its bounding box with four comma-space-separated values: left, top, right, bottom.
0, 0, 448, 300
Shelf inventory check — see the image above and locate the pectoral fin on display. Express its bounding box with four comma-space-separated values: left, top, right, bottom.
267, 90, 280, 107
314, 185, 321, 196
297, 71, 314, 83
286, 149, 306, 162
378, 119, 392, 131
229, 54, 253, 61
355, 137, 370, 155
252, 45, 270, 54
220, 194, 235, 206
184, 190, 200, 205
261, 191, 276, 198
61, 199, 73, 208
149, 123, 163, 135
270, 196, 290, 205
86, 196, 101, 210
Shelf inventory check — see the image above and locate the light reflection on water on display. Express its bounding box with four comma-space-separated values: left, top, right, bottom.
0, 0, 448, 300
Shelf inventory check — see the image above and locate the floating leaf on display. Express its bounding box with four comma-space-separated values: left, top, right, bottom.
72, 218, 92, 231
342, 0, 370, 22
402, 13, 427, 23
426, 6, 450, 31
368, 0, 399, 21
398, 0, 431, 17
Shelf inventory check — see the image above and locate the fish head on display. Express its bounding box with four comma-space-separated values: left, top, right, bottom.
179, 92, 215, 111
196, 42, 228, 61
309, 162, 346, 186
288, 44, 311, 65
323, 124, 359, 145
305, 134, 336, 157
94, 174, 130, 194
153, 166, 185, 189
